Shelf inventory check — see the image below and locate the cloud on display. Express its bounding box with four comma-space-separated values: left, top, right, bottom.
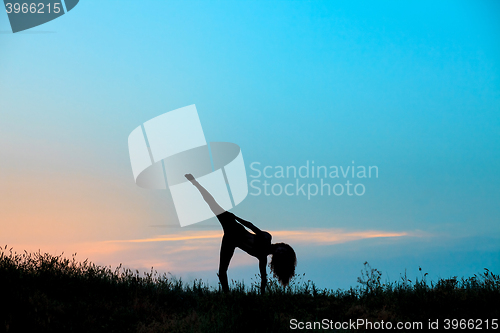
109, 228, 409, 245
3, 228, 418, 277
115, 232, 223, 243
268, 229, 409, 244
92, 228, 414, 273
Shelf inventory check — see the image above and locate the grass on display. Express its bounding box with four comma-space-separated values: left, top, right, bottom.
0, 246, 499, 332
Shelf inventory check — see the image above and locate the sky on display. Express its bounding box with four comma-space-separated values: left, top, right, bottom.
1, 0, 499, 290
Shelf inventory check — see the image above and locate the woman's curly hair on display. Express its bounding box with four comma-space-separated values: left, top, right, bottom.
269, 243, 297, 286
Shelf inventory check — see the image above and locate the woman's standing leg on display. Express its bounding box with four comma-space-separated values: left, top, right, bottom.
218, 235, 235, 293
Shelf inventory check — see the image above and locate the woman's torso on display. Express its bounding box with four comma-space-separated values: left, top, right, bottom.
217, 212, 272, 258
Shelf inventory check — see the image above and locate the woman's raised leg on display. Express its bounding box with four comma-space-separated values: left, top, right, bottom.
185, 174, 226, 216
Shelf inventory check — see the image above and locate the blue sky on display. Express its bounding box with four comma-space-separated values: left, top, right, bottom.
1, 0, 499, 290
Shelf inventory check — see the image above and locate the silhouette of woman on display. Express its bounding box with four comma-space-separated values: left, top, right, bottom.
185, 173, 297, 293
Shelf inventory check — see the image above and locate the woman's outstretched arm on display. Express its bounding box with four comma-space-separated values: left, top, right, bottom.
185, 174, 225, 216
233, 215, 263, 235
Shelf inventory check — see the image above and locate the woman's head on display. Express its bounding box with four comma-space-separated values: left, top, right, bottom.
269, 243, 297, 287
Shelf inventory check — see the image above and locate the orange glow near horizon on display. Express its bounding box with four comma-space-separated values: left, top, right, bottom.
107, 228, 409, 245
3, 228, 415, 275
0, 169, 419, 275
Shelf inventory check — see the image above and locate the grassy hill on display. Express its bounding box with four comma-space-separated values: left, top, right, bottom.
0, 246, 498, 332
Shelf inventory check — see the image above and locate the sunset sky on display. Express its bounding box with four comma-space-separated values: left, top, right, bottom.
1, 0, 499, 290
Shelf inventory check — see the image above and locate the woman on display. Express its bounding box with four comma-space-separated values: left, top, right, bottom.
185, 174, 297, 293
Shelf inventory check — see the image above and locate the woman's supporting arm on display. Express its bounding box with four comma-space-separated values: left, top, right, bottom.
259, 258, 267, 294
185, 174, 225, 216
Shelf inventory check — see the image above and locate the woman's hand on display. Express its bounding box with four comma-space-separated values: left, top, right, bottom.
185, 173, 195, 181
